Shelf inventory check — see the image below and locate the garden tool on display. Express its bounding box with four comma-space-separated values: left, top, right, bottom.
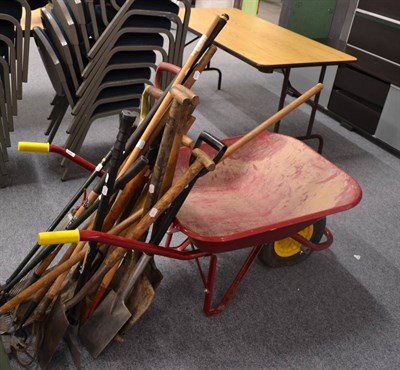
36, 110, 134, 370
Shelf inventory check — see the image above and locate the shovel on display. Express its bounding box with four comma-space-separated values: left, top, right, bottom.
36, 110, 134, 370
79, 250, 152, 357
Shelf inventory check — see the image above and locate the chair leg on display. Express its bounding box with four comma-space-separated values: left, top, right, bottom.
46, 97, 69, 143
0, 62, 14, 131
0, 147, 8, 188
0, 80, 10, 147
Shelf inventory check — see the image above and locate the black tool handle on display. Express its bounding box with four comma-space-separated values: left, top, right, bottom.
67, 111, 135, 324
151, 131, 227, 244
190, 131, 226, 176
94, 110, 135, 230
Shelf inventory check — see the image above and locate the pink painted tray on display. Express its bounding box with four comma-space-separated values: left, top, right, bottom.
174, 132, 362, 252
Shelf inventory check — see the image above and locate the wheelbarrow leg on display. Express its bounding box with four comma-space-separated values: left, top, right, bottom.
202, 245, 263, 316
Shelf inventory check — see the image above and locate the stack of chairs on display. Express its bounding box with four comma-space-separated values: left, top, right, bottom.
33, 0, 191, 171
0, 0, 31, 187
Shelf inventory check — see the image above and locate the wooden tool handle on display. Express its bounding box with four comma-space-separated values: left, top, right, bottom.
34, 244, 63, 277
223, 83, 324, 159
147, 85, 163, 100
79, 208, 144, 318
192, 148, 215, 171
119, 14, 228, 176
181, 135, 194, 149
171, 85, 200, 107
47, 242, 85, 299
0, 249, 87, 314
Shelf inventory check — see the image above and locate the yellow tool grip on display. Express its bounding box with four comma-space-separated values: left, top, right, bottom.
18, 142, 50, 153
38, 230, 80, 245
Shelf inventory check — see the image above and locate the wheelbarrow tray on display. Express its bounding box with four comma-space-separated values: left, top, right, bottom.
174, 132, 362, 252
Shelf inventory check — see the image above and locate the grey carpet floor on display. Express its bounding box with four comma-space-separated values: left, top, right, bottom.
1, 35, 400, 369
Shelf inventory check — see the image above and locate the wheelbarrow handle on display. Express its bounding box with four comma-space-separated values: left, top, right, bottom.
18, 142, 106, 177
38, 230, 210, 261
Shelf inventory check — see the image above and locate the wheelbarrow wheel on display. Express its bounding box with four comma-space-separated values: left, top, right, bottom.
258, 218, 326, 267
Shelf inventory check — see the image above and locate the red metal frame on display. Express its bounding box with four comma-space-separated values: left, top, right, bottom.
49, 145, 106, 176
62, 132, 358, 315
78, 225, 334, 316
291, 227, 333, 251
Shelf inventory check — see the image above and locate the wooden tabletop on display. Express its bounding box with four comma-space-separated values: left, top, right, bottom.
185, 8, 356, 72
21, 8, 42, 30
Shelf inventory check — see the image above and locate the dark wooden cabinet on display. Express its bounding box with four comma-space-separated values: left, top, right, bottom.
348, 13, 400, 64
328, 2, 400, 137
332, 65, 390, 107
357, 0, 400, 21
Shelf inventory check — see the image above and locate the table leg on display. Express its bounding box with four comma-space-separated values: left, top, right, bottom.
185, 36, 223, 90
205, 62, 222, 90
306, 65, 326, 137
273, 67, 291, 133
296, 65, 326, 153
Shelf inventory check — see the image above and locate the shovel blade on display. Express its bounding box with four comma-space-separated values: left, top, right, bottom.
37, 297, 70, 370
119, 274, 155, 336
65, 325, 81, 369
0, 314, 13, 335
79, 289, 131, 358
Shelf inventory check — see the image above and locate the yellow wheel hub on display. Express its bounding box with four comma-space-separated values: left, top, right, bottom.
274, 225, 314, 257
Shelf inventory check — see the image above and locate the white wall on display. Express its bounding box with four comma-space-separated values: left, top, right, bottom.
194, 0, 235, 7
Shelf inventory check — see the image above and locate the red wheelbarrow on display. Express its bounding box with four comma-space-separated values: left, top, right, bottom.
39, 130, 361, 317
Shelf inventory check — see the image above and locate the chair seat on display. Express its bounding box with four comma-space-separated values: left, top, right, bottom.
115, 33, 164, 48
0, 2, 22, 20
122, 15, 172, 30
115, 0, 179, 14
92, 98, 140, 116
97, 83, 144, 100
102, 67, 151, 83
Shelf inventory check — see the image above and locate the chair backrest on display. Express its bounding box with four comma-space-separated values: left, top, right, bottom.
27, 0, 48, 10
82, 0, 101, 40
90, 0, 189, 66
0, 1, 24, 91
32, 26, 76, 107
63, 0, 92, 54
0, 14, 22, 60
0, 2, 22, 21
52, 0, 85, 72
2, 0, 32, 83
41, 7, 81, 90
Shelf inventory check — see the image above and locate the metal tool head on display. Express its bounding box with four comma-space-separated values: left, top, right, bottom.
119, 274, 155, 337
0, 313, 14, 335
37, 296, 70, 370
65, 325, 81, 369
79, 289, 130, 358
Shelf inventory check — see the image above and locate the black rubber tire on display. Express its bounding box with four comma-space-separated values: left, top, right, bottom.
258, 218, 327, 268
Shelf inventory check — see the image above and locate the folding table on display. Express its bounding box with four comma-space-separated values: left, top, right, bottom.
184, 8, 357, 152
